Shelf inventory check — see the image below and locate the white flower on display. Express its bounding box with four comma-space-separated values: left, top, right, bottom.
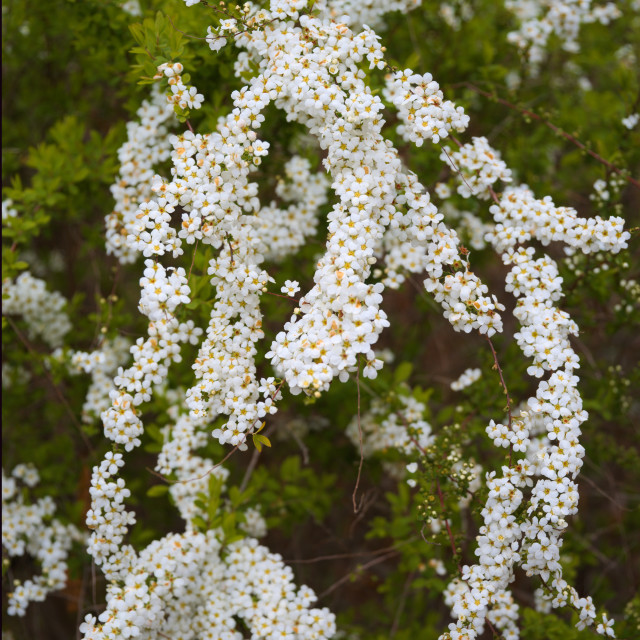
281, 280, 301, 297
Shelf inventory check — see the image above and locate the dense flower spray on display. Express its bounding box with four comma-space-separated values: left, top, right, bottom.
2, 1, 635, 637
80, 0, 631, 636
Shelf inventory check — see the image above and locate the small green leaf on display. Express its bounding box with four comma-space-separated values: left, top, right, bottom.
254, 434, 272, 449
147, 484, 169, 498
394, 362, 413, 384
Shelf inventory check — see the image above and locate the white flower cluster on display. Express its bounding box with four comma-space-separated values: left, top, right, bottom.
621, 112, 639, 129
106, 86, 174, 263
439, 1, 474, 30
2, 198, 17, 221
88, 218, 203, 583
505, 0, 621, 66
317, 0, 422, 29
97, 259, 199, 454
87, 54, 337, 640
507, 248, 578, 377
615, 277, 639, 315
155, 61, 204, 111
2, 464, 81, 616
440, 137, 512, 199
193, 2, 501, 406
80, 532, 336, 640
2, 271, 72, 348
424, 265, 505, 336
128, 198, 182, 258
119, 0, 141, 16
450, 367, 481, 391
444, 460, 534, 640
69, 337, 131, 423
252, 155, 329, 260
444, 579, 520, 640
487, 184, 629, 255
384, 69, 470, 146
433, 139, 628, 639
80, 2, 631, 638
2, 362, 31, 388
84, 382, 334, 639
346, 393, 433, 457
156, 124, 279, 446
486, 410, 532, 454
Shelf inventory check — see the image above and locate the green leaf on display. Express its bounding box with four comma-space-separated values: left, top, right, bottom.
254, 434, 271, 448
394, 362, 413, 385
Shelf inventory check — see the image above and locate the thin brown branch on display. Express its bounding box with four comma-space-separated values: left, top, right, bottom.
458, 83, 640, 190
167, 15, 210, 41
485, 335, 514, 466
284, 422, 310, 464
318, 549, 400, 600
6, 317, 93, 453
147, 381, 285, 485
186, 238, 199, 285
389, 569, 417, 638
239, 423, 276, 492
287, 541, 406, 565
439, 142, 479, 198
352, 364, 365, 513
436, 477, 461, 574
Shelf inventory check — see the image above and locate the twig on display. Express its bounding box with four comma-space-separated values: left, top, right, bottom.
287, 541, 408, 565
352, 364, 365, 513
239, 424, 276, 492
284, 422, 310, 464
146, 443, 241, 485
458, 83, 640, 190
420, 523, 442, 546
6, 317, 93, 453
95, 264, 121, 350
348, 488, 378, 538
485, 615, 504, 639
186, 238, 199, 285
265, 290, 299, 303
436, 477, 461, 574
485, 335, 514, 466
75, 563, 87, 640
227, 235, 235, 266
579, 464, 632, 512
318, 549, 400, 600
389, 570, 417, 638
167, 15, 209, 41
91, 559, 97, 607
439, 142, 479, 198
